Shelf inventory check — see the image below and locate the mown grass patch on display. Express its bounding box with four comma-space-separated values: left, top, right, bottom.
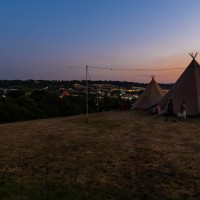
0, 180, 172, 200
0, 111, 199, 199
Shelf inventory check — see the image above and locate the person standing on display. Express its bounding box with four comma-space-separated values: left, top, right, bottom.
177, 100, 186, 120
165, 99, 176, 121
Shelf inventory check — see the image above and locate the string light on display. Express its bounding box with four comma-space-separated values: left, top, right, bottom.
87, 66, 185, 71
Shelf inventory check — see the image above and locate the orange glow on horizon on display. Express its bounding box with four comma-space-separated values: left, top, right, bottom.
90, 54, 196, 83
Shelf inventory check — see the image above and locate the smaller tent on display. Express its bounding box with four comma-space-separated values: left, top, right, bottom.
132, 77, 165, 109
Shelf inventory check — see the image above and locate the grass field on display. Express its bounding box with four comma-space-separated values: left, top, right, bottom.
0, 111, 199, 199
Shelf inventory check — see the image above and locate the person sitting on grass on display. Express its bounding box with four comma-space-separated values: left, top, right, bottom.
177, 100, 186, 121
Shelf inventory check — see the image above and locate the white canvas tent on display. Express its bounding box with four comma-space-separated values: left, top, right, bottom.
159, 54, 200, 115
132, 77, 165, 109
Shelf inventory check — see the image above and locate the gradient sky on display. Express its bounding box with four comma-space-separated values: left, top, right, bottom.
1, 0, 200, 83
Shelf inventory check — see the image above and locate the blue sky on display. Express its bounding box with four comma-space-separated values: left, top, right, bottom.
0, 0, 200, 82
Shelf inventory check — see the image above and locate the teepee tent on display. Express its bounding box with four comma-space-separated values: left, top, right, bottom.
159, 53, 200, 115
132, 77, 165, 109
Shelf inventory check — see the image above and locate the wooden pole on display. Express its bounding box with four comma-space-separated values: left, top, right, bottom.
86, 66, 89, 123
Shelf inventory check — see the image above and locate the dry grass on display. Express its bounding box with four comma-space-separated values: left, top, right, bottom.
0, 111, 199, 199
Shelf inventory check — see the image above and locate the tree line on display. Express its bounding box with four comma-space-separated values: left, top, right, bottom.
0, 89, 132, 123
0, 80, 173, 91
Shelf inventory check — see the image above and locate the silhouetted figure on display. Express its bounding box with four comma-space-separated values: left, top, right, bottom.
165, 99, 176, 121
177, 100, 186, 120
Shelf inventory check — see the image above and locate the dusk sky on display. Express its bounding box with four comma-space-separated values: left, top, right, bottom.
1, 0, 200, 83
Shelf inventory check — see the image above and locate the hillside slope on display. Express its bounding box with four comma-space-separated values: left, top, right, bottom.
0, 111, 199, 199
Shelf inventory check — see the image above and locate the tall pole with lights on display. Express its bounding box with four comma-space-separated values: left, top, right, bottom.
86, 65, 89, 123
